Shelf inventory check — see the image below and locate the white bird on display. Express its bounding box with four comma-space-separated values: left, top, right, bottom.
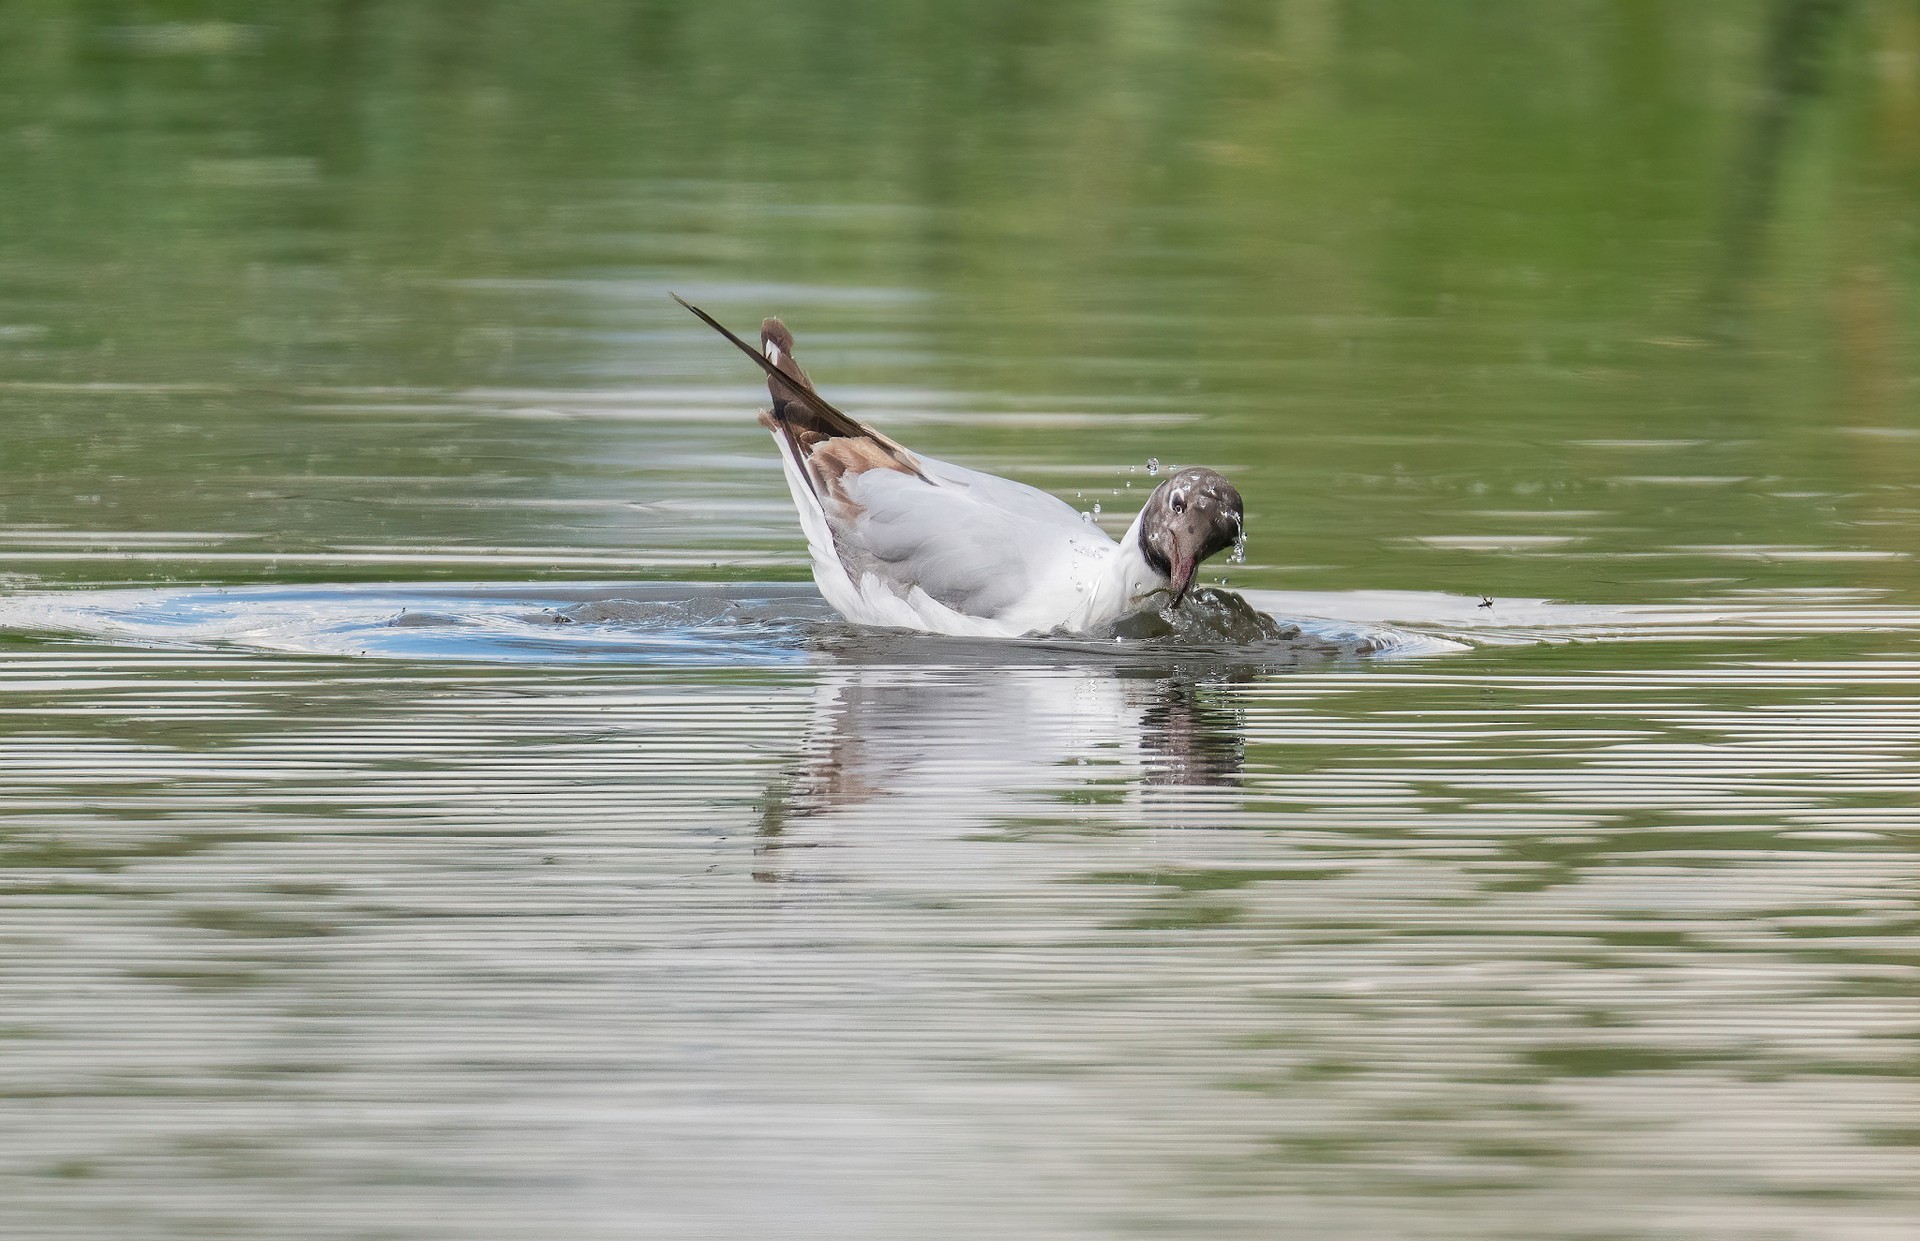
676, 296, 1245, 639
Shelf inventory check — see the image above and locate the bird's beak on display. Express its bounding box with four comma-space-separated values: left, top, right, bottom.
1168, 553, 1198, 609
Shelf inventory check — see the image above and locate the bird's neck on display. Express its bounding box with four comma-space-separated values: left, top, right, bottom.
1074, 509, 1169, 628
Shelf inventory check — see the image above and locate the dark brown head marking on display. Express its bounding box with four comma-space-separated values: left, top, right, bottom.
1137, 467, 1244, 608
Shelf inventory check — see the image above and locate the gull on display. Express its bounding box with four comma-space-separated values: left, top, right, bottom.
675, 295, 1244, 638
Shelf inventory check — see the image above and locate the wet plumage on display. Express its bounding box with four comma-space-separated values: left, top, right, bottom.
675, 295, 1244, 638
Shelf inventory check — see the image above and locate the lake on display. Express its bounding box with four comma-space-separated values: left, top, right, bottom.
2, 4, 1917, 1239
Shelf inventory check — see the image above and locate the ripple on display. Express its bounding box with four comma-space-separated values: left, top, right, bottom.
1, 616, 1915, 1241
0, 581, 1474, 667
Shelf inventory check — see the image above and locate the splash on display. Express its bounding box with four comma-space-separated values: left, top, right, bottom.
0, 582, 1484, 665
1146, 456, 1160, 477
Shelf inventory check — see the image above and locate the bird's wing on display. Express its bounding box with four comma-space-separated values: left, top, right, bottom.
672, 294, 924, 482
674, 295, 1112, 622
918, 455, 1097, 528
840, 457, 1108, 620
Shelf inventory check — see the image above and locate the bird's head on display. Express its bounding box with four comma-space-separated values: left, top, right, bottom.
1138, 468, 1244, 609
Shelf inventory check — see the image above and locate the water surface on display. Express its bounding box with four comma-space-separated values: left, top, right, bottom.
2, 4, 1918, 1239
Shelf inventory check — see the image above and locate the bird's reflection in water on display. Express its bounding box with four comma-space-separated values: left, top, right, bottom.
754, 662, 1247, 880
1135, 671, 1245, 788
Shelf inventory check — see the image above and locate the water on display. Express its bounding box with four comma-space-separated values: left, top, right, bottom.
3, 4, 1919, 1239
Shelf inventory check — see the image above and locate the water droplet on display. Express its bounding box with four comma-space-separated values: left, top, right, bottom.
1146, 457, 1160, 477
1229, 534, 1247, 564
1092, 502, 1101, 516
1081, 511, 1093, 523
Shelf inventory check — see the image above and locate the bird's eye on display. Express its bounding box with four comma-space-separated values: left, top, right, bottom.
1170, 495, 1185, 514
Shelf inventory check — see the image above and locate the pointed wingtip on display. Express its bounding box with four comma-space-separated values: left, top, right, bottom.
671, 293, 739, 342
667, 293, 930, 483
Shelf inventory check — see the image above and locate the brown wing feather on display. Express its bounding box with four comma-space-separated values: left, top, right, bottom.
759, 318, 813, 420
672, 294, 927, 486
806, 437, 909, 513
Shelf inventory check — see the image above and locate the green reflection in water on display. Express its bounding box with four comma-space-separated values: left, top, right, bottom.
1, 8, 1919, 1240
2, 1, 1915, 599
